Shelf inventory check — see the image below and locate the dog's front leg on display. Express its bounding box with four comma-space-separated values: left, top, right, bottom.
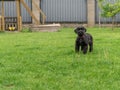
81, 46, 84, 51
83, 45, 88, 54
75, 42, 80, 53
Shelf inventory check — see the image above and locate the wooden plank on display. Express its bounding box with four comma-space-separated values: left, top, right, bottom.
0, 16, 1, 30
2, 0, 5, 31
16, 0, 21, 31
32, 0, 46, 24
30, 24, 61, 32
20, 16, 22, 30
20, 0, 40, 24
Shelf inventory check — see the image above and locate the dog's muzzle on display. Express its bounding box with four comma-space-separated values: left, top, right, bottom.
78, 31, 84, 36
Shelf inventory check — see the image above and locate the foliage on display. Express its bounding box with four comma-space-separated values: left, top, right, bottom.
0, 28, 120, 90
97, 0, 104, 9
21, 28, 32, 32
101, 3, 120, 18
97, 0, 120, 30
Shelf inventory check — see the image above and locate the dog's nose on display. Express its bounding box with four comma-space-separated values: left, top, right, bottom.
78, 32, 83, 35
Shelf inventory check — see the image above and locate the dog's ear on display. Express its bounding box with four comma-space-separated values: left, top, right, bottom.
83, 27, 87, 32
74, 27, 78, 34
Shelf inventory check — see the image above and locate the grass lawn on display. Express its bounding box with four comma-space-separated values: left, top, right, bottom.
0, 27, 120, 90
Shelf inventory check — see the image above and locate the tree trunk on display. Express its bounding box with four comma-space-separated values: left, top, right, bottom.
112, 17, 115, 30
99, 11, 101, 28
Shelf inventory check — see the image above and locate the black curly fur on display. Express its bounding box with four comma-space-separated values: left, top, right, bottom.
74, 26, 93, 54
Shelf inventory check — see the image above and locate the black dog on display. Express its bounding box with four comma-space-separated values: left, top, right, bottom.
74, 26, 93, 54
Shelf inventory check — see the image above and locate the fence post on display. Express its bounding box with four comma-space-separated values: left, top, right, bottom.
87, 0, 95, 27
0, 16, 1, 31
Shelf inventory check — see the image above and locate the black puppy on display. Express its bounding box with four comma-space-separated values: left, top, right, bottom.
74, 26, 93, 54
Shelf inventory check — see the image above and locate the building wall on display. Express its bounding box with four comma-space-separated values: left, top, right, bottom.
40, 0, 120, 26
1, 0, 120, 26
40, 0, 87, 23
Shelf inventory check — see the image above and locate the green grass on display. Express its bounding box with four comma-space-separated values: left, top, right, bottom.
0, 27, 120, 90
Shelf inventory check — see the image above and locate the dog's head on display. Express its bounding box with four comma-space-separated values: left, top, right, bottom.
74, 26, 86, 36
77, 30, 85, 37
74, 26, 87, 34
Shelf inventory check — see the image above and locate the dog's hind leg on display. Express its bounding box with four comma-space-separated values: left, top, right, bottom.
89, 43, 93, 52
